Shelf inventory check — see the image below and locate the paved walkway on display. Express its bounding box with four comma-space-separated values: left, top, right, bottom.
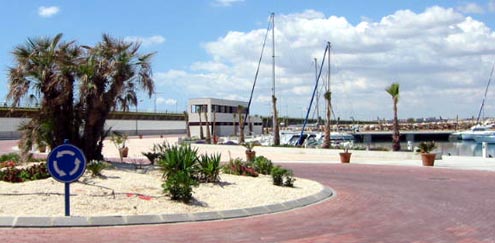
0, 137, 494, 242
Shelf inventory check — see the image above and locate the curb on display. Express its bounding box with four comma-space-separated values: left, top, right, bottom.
0, 186, 333, 228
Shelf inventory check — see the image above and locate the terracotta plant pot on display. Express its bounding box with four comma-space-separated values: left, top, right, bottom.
139, 135, 143, 139
339, 152, 352, 163
119, 147, 129, 158
421, 153, 436, 166
246, 150, 256, 162
38, 145, 47, 153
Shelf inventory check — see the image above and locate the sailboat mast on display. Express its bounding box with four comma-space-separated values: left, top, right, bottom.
321, 41, 332, 148
476, 61, 495, 124
327, 41, 331, 134
315, 58, 320, 128
271, 12, 280, 145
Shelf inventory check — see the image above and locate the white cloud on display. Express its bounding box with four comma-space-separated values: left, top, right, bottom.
156, 7, 495, 119
156, 97, 177, 106
213, 0, 244, 7
165, 99, 177, 105
124, 35, 166, 47
38, 6, 60, 18
457, 3, 485, 14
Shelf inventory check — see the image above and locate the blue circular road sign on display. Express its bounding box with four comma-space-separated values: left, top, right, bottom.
47, 144, 87, 183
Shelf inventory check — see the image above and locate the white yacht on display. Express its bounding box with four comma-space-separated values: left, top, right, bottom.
454, 124, 495, 141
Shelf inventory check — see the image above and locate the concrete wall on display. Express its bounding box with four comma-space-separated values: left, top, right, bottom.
0, 117, 186, 139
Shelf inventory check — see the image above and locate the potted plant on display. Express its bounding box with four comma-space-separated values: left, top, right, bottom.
339, 143, 352, 163
416, 141, 437, 166
111, 131, 129, 162
242, 141, 258, 162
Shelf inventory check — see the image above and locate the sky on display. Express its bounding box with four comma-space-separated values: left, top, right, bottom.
1, 0, 495, 121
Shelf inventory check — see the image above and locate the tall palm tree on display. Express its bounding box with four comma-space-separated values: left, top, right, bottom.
386, 82, 401, 151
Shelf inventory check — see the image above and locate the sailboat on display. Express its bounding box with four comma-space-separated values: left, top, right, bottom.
454, 61, 495, 142
296, 42, 354, 147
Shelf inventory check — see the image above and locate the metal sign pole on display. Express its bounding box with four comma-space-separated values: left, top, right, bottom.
47, 140, 86, 217
65, 182, 70, 216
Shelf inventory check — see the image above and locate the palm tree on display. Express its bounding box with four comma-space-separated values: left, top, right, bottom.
8, 33, 155, 161
386, 82, 401, 151
77, 34, 154, 160
8, 33, 81, 150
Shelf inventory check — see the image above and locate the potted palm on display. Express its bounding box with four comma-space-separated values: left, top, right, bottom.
111, 131, 129, 162
416, 141, 437, 166
242, 141, 258, 162
339, 143, 352, 163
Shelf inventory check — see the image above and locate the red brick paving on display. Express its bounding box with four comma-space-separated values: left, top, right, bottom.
1, 163, 495, 242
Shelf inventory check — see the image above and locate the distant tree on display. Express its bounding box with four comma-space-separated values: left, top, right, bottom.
8, 33, 154, 161
386, 82, 401, 151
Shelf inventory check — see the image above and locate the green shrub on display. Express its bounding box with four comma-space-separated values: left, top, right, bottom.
158, 144, 198, 178
222, 158, 258, 177
0, 163, 50, 183
271, 165, 295, 187
157, 144, 199, 202
0, 153, 20, 163
87, 160, 110, 177
197, 153, 221, 183
162, 170, 199, 203
142, 142, 170, 165
253, 156, 273, 175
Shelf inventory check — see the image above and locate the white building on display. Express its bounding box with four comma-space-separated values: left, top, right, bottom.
188, 98, 263, 138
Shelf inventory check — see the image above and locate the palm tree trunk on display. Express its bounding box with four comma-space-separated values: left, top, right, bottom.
272, 95, 280, 145
392, 100, 401, 151
198, 109, 204, 139
238, 109, 245, 143
204, 108, 211, 144
184, 111, 191, 138
321, 92, 332, 149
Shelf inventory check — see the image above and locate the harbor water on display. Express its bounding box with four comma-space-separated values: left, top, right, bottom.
360, 141, 495, 157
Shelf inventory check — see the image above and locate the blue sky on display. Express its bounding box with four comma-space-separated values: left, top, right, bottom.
1, 0, 495, 121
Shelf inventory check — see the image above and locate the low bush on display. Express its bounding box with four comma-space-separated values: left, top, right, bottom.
271, 165, 295, 187
142, 142, 170, 165
162, 170, 199, 203
222, 158, 258, 177
0, 163, 50, 183
86, 160, 110, 177
0, 153, 20, 163
157, 144, 199, 202
252, 156, 273, 175
197, 153, 221, 183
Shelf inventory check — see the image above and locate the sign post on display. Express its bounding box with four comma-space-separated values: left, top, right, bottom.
47, 141, 87, 216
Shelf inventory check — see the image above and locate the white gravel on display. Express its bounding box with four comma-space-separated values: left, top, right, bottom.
0, 168, 323, 217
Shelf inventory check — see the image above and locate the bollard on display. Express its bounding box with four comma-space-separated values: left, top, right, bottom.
482, 142, 488, 158
407, 141, 413, 151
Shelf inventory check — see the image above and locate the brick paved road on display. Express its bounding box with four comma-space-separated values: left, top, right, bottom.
1, 164, 494, 242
